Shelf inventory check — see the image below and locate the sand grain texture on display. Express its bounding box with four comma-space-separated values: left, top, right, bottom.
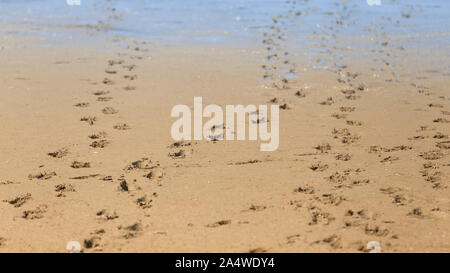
0, 0, 449, 253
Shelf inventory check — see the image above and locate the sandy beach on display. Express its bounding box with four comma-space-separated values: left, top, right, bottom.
0, 0, 449, 252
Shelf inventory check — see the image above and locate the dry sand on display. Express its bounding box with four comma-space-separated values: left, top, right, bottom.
0, 1, 449, 253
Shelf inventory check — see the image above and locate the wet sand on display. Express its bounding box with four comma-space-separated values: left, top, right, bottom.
0, 0, 449, 252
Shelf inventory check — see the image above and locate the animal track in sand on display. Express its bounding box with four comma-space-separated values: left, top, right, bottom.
346, 120, 363, 126
341, 89, 356, 95
144, 169, 164, 180
268, 97, 283, 104
433, 118, 449, 123
379, 186, 403, 196
80, 116, 97, 126
293, 184, 315, 194
70, 174, 100, 180
122, 64, 136, 71
0, 180, 19, 185
408, 208, 426, 218
55, 184, 75, 197
310, 162, 329, 172
417, 125, 435, 132
266, 54, 278, 61
92, 90, 110, 96
331, 113, 347, 119
83, 229, 106, 251
121, 223, 144, 239
102, 78, 114, 85
104, 69, 116, 74
99, 175, 113, 181
409, 135, 426, 140
364, 224, 389, 237
206, 220, 232, 228
74, 102, 90, 108
319, 97, 334, 106
246, 205, 267, 212
335, 153, 352, 161
123, 86, 136, 91
108, 59, 124, 66
113, 123, 131, 130
317, 235, 342, 249
28, 171, 56, 180
71, 161, 91, 169
380, 187, 413, 206
89, 131, 107, 139
97, 96, 113, 102
96, 209, 118, 221
345, 94, 360, 100
344, 209, 377, 229
119, 178, 129, 192
428, 103, 443, 108
327, 172, 347, 184
279, 103, 293, 110
434, 132, 449, 139
135, 194, 155, 209
23, 204, 47, 220
289, 200, 305, 210
3, 193, 31, 207
48, 148, 69, 158
340, 106, 355, 112
385, 145, 413, 152
369, 145, 412, 153
295, 90, 306, 97
124, 75, 137, 80
423, 162, 439, 170
169, 141, 193, 149
327, 168, 367, 188
343, 168, 364, 175
436, 141, 450, 150
350, 179, 371, 187
316, 193, 345, 206
285, 234, 304, 245
420, 162, 444, 188
90, 139, 110, 148
83, 235, 102, 250
421, 169, 442, 183
230, 159, 262, 165
125, 158, 159, 171
346, 72, 359, 79
337, 77, 350, 83
419, 150, 444, 160
314, 143, 332, 153
351, 83, 365, 91
308, 206, 335, 225
392, 193, 413, 206
380, 156, 399, 163
102, 107, 119, 115
169, 149, 187, 159
332, 128, 360, 144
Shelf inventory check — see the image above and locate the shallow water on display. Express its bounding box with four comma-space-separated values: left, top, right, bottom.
1, 0, 449, 45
